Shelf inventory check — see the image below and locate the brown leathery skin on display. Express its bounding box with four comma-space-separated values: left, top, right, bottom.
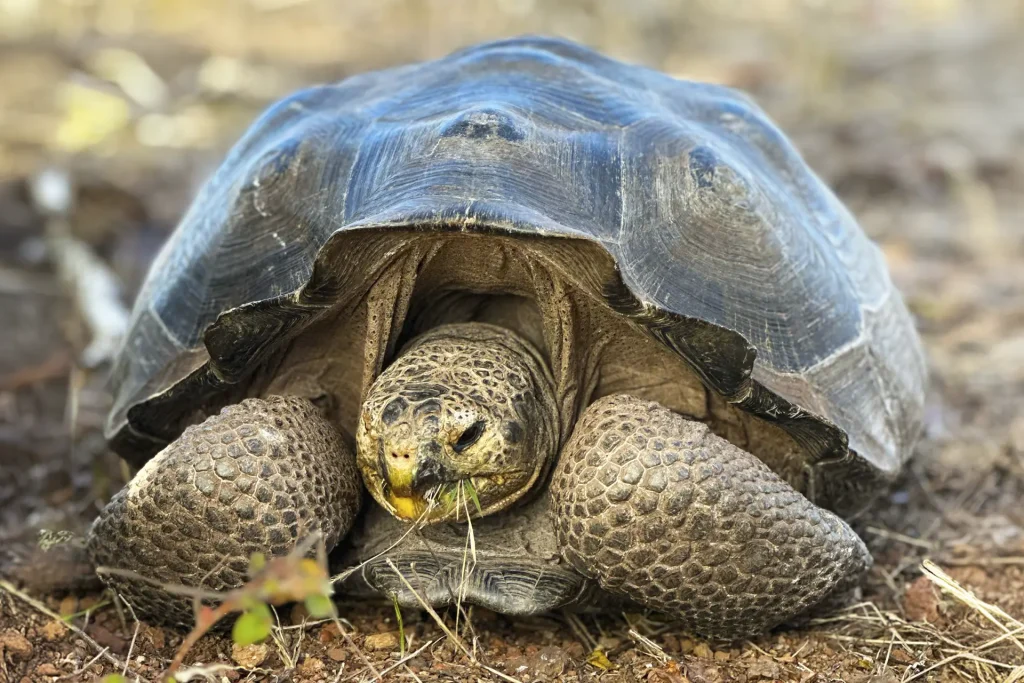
87, 396, 361, 628
551, 394, 871, 639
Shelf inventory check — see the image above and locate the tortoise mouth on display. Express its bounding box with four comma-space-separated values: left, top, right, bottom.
382, 474, 517, 524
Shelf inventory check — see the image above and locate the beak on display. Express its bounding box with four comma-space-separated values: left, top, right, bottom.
382, 441, 455, 519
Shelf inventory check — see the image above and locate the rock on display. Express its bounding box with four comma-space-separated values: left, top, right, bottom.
692, 642, 714, 659
648, 666, 687, 683
528, 645, 569, 677
747, 658, 781, 679
713, 650, 731, 662
143, 625, 166, 649
299, 656, 325, 675
79, 596, 100, 610
35, 663, 60, 677
327, 646, 347, 662
40, 620, 68, 641
0, 629, 34, 659
289, 603, 310, 626
903, 576, 942, 623
319, 622, 342, 643
563, 640, 585, 659
86, 623, 127, 654
685, 659, 723, 683
232, 642, 270, 669
364, 631, 400, 651
58, 595, 78, 616
505, 646, 529, 675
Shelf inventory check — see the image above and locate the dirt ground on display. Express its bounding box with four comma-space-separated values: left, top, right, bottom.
3, 1, 1024, 681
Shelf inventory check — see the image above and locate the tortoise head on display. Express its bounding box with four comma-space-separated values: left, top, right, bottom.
355, 323, 560, 524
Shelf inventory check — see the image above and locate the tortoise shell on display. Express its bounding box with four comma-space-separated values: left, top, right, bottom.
107, 36, 927, 516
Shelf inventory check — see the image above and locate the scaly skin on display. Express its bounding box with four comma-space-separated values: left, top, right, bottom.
87, 397, 361, 628
550, 394, 871, 638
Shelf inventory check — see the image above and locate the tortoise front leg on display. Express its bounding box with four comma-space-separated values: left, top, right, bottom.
87, 396, 362, 627
550, 395, 870, 639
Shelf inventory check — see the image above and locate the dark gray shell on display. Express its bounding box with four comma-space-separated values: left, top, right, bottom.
107, 37, 927, 516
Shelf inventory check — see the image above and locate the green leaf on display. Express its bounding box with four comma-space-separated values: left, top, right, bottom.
464, 479, 483, 515
101, 675, 128, 683
232, 602, 273, 646
248, 552, 267, 576
304, 593, 335, 619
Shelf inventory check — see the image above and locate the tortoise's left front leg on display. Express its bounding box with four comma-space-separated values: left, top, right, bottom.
88, 396, 362, 627
550, 395, 870, 639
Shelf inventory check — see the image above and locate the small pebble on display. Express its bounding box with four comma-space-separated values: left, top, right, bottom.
364, 631, 400, 651
327, 646, 348, 662
692, 642, 713, 659
232, 642, 270, 669
86, 623, 127, 654
299, 656, 325, 675
58, 595, 78, 616
289, 603, 310, 625
527, 645, 569, 677
505, 647, 529, 675
319, 622, 342, 643
747, 658, 781, 679
0, 629, 34, 659
41, 620, 68, 641
903, 575, 942, 623
144, 625, 166, 649
35, 662, 60, 677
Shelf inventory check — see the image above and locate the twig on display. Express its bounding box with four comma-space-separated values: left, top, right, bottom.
385, 558, 471, 659
122, 603, 142, 677
866, 527, 938, 550
922, 560, 1024, 653
56, 647, 111, 681
383, 559, 518, 683
342, 638, 437, 682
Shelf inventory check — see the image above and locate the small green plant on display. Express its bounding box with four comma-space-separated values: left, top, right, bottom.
463, 478, 484, 516
231, 600, 273, 646
161, 534, 335, 679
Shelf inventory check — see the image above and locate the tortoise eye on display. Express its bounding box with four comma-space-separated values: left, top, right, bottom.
453, 420, 486, 453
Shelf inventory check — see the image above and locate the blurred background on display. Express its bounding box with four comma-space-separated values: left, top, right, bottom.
2, 1, 1024, 681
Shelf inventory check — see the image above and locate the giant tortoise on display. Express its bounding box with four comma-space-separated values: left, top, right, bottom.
87, 36, 927, 639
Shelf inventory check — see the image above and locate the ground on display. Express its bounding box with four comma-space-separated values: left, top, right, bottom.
2, 1, 1024, 681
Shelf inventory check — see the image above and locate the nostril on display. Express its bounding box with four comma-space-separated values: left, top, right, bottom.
390, 452, 399, 459
403, 454, 410, 459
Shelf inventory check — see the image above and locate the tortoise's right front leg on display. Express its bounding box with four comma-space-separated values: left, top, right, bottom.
88, 396, 361, 627
550, 395, 871, 640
